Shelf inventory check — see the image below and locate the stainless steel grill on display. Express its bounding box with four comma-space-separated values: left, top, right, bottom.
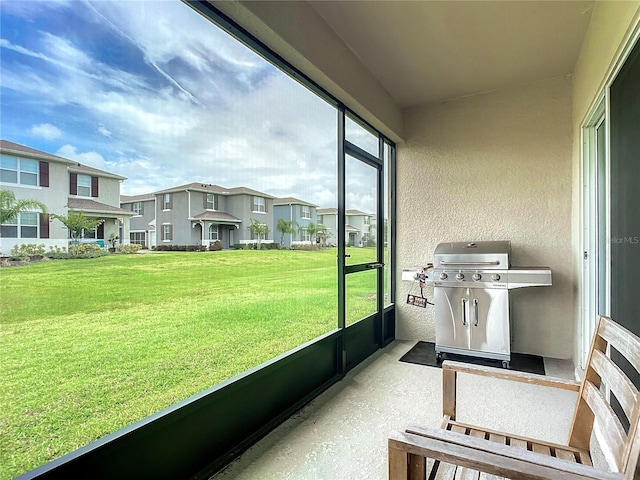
405, 241, 552, 368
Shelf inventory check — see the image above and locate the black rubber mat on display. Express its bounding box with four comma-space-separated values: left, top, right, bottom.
399, 341, 545, 375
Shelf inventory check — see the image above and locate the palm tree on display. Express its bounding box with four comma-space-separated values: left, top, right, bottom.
276, 218, 298, 246
0, 189, 47, 224
248, 218, 269, 250
305, 222, 326, 248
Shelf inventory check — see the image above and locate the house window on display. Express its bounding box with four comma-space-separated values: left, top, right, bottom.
162, 224, 172, 241
82, 227, 97, 239
133, 202, 143, 216
130, 231, 146, 246
1, 212, 39, 238
163, 193, 172, 210
252, 196, 266, 213
301, 228, 310, 242
1, 155, 38, 186
77, 174, 92, 197
301, 205, 311, 219
317, 215, 323, 224
364, 216, 370, 225
70, 173, 98, 197
209, 224, 219, 241
205, 193, 217, 210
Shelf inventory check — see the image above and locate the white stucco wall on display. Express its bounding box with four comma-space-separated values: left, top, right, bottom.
570, 2, 640, 366
397, 76, 574, 359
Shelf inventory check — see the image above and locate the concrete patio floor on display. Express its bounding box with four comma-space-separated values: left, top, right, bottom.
212, 340, 581, 479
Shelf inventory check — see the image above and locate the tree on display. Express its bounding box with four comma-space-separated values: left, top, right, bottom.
276, 218, 298, 246
247, 218, 269, 250
50, 210, 103, 255
0, 189, 47, 224
305, 221, 326, 248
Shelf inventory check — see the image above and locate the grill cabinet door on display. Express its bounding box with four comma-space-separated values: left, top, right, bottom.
434, 287, 470, 351
469, 288, 510, 356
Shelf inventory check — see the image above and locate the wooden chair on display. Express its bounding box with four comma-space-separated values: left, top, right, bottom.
389, 316, 640, 480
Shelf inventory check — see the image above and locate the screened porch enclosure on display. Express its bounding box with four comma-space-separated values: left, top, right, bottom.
7, 1, 640, 479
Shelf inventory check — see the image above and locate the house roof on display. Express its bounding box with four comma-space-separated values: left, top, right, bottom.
68, 198, 134, 216
154, 182, 275, 199
347, 209, 371, 216
273, 197, 317, 207
317, 208, 337, 215
190, 211, 242, 223
345, 224, 359, 232
68, 163, 126, 181
1, 139, 126, 180
0, 139, 75, 165
316, 208, 372, 216
121, 194, 156, 203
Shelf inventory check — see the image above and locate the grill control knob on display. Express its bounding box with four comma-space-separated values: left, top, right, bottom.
491, 274, 501, 281
439, 272, 448, 280
472, 273, 482, 281
456, 272, 465, 281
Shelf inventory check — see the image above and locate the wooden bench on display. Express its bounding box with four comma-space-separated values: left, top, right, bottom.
389, 316, 640, 480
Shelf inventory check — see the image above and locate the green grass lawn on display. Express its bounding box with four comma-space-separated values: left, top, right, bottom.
0, 248, 378, 479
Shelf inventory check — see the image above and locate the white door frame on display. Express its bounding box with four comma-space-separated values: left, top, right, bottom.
581, 98, 609, 368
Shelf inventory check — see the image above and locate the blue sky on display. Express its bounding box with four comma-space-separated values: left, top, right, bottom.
1, 0, 378, 212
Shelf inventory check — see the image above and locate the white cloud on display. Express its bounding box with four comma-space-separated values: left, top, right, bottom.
4, 1, 379, 213
56, 145, 107, 170
30, 123, 63, 140
97, 125, 112, 137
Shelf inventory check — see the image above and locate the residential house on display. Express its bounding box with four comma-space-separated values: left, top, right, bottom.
119, 192, 156, 248
121, 183, 275, 249
316, 207, 375, 247
273, 197, 319, 247
0, 140, 132, 253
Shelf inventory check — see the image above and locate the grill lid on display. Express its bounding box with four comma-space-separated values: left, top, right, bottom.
433, 241, 510, 270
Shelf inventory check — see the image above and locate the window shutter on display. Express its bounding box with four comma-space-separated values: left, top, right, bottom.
168, 195, 173, 210
91, 176, 99, 197
140, 203, 144, 215
70, 173, 78, 195
203, 194, 208, 209
39, 213, 49, 239
265, 199, 268, 213
214, 195, 218, 210
39, 162, 49, 187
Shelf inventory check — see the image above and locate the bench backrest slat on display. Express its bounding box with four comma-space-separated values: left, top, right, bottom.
591, 349, 639, 422
569, 316, 640, 474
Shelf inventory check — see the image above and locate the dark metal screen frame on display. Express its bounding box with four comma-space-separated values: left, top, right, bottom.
17, 2, 397, 478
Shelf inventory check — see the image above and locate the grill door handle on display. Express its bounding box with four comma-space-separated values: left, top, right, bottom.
461, 298, 467, 326
440, 261, 500, 266
473, 299, 479, 327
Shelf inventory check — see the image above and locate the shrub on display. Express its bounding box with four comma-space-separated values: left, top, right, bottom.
290, 244, 319, 251
116, 244, 143, 254
11, 243, 46, 256
153, 244, 207, 252
68, 243, 102, 256
45, 250, 109, 260
233, 243, 280, 250
209, 241, 223, 251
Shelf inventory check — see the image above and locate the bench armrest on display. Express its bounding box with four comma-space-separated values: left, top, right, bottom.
389, 426, 622, 480
442, 360, 580, 419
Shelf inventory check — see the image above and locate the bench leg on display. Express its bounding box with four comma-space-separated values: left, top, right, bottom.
389, 443, 426, 480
